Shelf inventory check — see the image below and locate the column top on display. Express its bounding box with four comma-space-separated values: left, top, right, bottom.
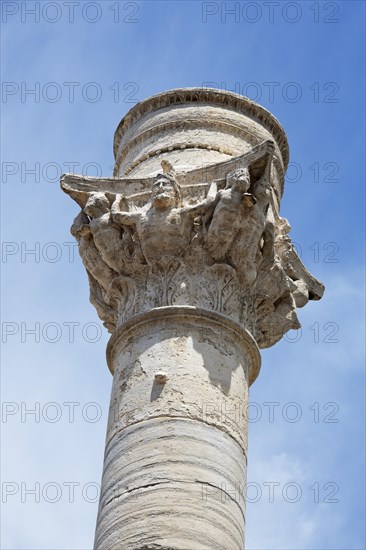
113, 87, 290, 183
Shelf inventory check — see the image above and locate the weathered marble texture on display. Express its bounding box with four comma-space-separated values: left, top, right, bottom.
94, 309, 259, 549
61, 88, 324, 549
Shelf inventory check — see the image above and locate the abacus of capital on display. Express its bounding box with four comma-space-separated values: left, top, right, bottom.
61, 88, 324, 550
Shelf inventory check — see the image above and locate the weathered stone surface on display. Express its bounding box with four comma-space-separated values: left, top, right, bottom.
61, 88, 324, 549
112, 88, 289, 199
95, 309, 258, 549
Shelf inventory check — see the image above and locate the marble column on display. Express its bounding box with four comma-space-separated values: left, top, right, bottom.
61, 88, 324, 550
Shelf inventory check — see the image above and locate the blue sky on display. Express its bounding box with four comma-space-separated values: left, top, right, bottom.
1, 1, 365, 549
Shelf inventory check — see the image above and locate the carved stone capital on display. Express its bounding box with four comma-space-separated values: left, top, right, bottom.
62, 89, 324, 351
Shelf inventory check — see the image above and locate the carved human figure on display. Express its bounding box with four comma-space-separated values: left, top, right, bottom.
231, 170, 273, 285
71, 210, 117, 296
111, 173, 218, 264
206, 167, 256, 262
83, 192, 126, 274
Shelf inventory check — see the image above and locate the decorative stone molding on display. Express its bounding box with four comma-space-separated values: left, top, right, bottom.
62, 133, 323, 349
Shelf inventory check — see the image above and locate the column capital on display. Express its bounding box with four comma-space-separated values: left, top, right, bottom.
61, 89, 324, 353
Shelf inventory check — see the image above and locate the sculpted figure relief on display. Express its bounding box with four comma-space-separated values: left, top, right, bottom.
228, 177, 272, 286
71, 210, 117, 296
206, 167, 256, 262
63, 139, 324, 347
83, 192, 126, 275
111, 173, 218, 265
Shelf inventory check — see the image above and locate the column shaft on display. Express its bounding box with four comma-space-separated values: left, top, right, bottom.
94, 308, 260, 550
